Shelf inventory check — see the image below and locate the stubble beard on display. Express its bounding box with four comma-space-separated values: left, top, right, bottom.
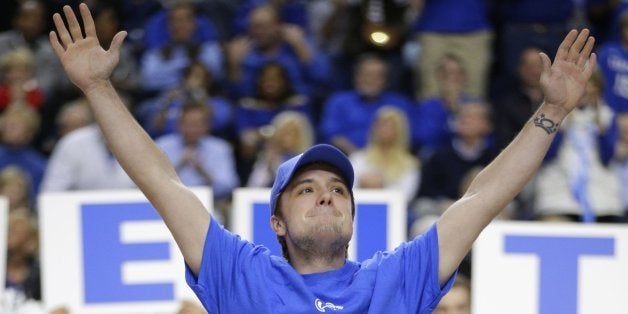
289, 221, 351, 262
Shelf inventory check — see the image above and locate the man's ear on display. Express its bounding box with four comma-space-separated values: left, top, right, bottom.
270, 215, 286, 236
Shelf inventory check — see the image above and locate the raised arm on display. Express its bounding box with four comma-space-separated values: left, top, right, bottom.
49, 4, 209, 274
435, 29, 597, 284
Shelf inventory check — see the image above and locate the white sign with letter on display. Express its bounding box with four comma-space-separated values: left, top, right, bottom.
39, 188, 211, 313
473, 221, 628, 314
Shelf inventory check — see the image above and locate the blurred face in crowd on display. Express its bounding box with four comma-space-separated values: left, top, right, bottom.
354, 58, 387, 98
15, 0, 46, 43
372, 113, 399, 146
179, 105, 210, 145
94, 7, 120, 47
275, 120, 301, 152
7, 210, 37, 256
437, 56, 466, 96
258, 64, 288, 101
57, 103, 92, 136
455, 102, 492, 142
0, 109, 38, 147
518, 47, 543, 89
248, 6, 281, 50
4, 61, 33, 85
184, 63, 212, 91
168, 4, 197, 43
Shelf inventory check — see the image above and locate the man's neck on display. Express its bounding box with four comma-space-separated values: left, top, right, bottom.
290, 254, 346, 274
287, 242, 347, 274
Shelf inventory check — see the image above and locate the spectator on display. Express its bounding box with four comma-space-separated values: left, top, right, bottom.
0, 166, 32, 212
247, 111, 314, 188
0, 48, 44, 113
39, 97, 93, 155
156, 101, 239, 204
412, 54, 477, 159
231, 0, 309, 37
413, 101, 497, 228
140, 1, 223, 93
0, 106, 46, 197
236, 62, 312, 181
0, 0, 70, 100
319, 53, 413, 155
142, 0, 219, 50
534, 71, 623, 222
597, 11, 628, 113
4, 208, 41, 305
413, 0, 492, 100
492, 46, 545, 150
350, 106, 419, 205
225, 3, 331, 98
138, 61, 234, 140
40, 97, 135, 191
90, 1, 141, 97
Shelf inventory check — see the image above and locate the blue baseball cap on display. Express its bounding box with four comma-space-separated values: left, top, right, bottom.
269, 144, 354, 214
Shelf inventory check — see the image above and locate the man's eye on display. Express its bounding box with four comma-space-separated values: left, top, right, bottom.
332, 187, 345, 194
299, 187, 313, 194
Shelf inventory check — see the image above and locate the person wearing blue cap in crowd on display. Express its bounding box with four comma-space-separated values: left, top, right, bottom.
49, 3, 597, 313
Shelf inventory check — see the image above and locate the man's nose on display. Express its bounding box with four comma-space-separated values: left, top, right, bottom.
318, 190, 332, 206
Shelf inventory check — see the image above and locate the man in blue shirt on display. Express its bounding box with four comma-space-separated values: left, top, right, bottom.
50, 4, 597, 313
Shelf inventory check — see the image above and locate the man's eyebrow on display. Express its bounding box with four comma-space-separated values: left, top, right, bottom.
288, 178, 314, 190
288, 176, 346, 190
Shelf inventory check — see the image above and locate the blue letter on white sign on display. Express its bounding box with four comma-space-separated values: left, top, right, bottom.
82, 202, 173, 303
505, 235, 614, 314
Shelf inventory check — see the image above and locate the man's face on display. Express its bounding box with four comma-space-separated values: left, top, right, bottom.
273, 164, 353, 256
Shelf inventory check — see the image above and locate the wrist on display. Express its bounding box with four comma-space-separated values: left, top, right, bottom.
82, 80, 114, 96
533, 102, 569, 135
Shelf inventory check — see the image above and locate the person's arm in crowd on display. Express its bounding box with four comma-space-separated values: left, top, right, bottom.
435, 29, 596, 284
49, 4, 209, 274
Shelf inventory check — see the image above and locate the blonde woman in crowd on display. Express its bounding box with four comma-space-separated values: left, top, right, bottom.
349, 106, 420, 204
0, 165, 32, 212
2, 208, 42, 312
0, 47, 44, 112
246, 111, 314, 187
0, 106, 46, 197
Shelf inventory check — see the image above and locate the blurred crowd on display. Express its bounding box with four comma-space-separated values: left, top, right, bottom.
1, 0, 628, 313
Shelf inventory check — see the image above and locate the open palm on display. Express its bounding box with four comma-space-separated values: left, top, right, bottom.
49, 4, 126, 92
539, 29, 597, 114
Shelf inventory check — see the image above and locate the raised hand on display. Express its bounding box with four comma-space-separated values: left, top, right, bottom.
49, 3, 127, 92
539, 29, 597, 115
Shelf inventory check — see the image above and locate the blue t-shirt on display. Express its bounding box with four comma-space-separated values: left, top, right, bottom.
186, 219, 455, 313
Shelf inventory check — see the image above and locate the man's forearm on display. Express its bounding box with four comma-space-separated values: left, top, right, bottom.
83, 81, 180, 193
464, 102, 566, 213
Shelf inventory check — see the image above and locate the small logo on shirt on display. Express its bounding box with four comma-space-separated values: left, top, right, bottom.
315, 298, 344, 312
